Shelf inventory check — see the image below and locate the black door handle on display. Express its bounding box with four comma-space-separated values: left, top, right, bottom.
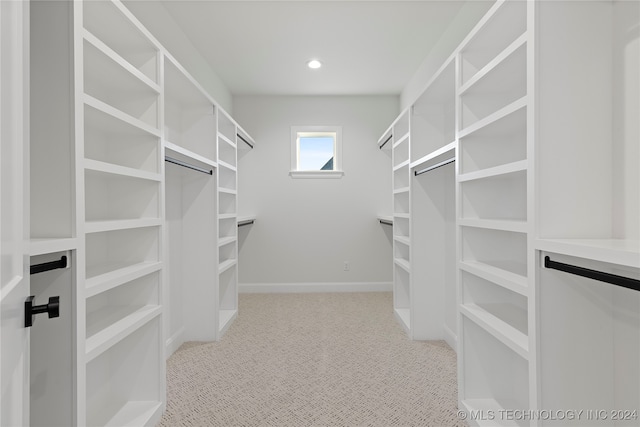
25, 295, 60, 327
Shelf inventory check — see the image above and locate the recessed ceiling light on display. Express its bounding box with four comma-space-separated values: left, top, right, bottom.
307, 59, 322, 69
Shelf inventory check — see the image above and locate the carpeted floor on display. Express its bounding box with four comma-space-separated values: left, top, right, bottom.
159, 292, 464, 427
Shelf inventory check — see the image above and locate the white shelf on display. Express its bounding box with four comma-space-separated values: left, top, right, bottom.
218, 236, 237, 247
410, 141, 456, 170
237, 215, 256, 224
86, 261, 162, 298
86, 305, 161, 362
459, 260, 528, 296
218, 187, 237, 195
392, 132, 410, 148
394, 308, 411, 332
460, 303, 528, 359
536, 239, 640, 269
83, 29, 160, 94
30, 238, 78, 256
459, 218, 528, 234
85, 218, 161, 234
394, 236, 410, 247
459, 33, 528, 96
217, 160, 237, 172
219, 309, 237, 335
459, 97, 527, 140
84, 159, 161, 182
393, 159, 410, 171
394, 258, 411, 273
394, 213, 410, 220
218, 259, 237, 274
458, 160, 527, 183
95, 401, 163, 427
164, 141, 217, 169
218, 133, 236, 149
84, 94, 160, 137
393, 187, 410, 195
218, 213, 236, 220
377, 215, 393, 225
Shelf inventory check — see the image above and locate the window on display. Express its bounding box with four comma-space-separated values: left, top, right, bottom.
290, 126, 343, 178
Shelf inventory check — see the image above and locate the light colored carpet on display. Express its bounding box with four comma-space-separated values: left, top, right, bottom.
159, 292, 464, 427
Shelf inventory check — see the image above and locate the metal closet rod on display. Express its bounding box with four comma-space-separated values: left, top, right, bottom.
165, 156, 213, 175
31, 256, 67, 275
237, 134, 254, 149
379, 219, 393, 226
379, 134, 393, 149
414, 157, 455, 176
238, 219, 255, 227
544, 256, 640, 292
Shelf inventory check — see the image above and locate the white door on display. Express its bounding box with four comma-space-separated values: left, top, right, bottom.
0, 1, 29, 425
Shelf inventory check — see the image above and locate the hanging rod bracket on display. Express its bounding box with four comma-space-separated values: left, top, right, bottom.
25, 295, 60, 327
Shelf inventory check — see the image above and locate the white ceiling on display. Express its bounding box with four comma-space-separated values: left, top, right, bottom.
158, 1, 469, 96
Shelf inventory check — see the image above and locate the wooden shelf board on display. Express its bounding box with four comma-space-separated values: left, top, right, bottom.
410, 141, 456, 170
84, 218, 161, 234
218, 259, 237, 274
459, 260, 528, 296
30, 238, 78, 256
394, 258, 411, 273
164, 141, 217, 169
459, 97, 527, 140
458, 160, 527, 183
459, 218, 528, 234
83, 29, 160, 94
86, 305, 161, 362
86, 261, 162, 298
85, 159, 161, 182
461, 303, 528, 359
84, 94, 160, 137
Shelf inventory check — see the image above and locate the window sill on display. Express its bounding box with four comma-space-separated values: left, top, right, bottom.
289, 170, 344, 179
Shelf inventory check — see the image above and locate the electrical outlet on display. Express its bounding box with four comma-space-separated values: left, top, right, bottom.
344, 261, 350, 271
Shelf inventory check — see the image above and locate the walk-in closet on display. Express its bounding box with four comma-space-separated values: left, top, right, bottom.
1, 0, 638, 426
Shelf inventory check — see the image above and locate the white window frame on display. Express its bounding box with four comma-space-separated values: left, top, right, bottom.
290, 125, 343, 179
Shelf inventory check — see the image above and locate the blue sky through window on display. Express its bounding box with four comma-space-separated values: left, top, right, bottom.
298, 136, 335, 170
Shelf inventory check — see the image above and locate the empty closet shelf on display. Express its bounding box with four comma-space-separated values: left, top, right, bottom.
218, 237, 237, 247
394, 308, 411, 331
219, 259, 237, 274
30, 238, 77, 256
459, 261, 528, 296
461, 399, 528, 427
410, 141, 456, 170
536, 239, 640, 269
460, 303, 528, 359
164, 141, 217, 170
219, 309, 237, 334
86, 262, 162, 298
83, 94, 160, 137
85, 159, 161, 181
459, 218, 528, 233
458, 160, 527, 183
85, 305, 161, 362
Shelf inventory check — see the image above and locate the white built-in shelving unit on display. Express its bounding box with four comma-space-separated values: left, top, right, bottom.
26, 0, 256, 425
378, 0, 639, 424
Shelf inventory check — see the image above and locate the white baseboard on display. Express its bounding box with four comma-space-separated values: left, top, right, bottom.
165, 327, 185, 359
239, 281, 392, 294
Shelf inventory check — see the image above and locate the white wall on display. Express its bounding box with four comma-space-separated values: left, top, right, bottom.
612, 0, 639, 241
234, 95, 397, 291
400, 0, 493, 110
123, 0, 233, 112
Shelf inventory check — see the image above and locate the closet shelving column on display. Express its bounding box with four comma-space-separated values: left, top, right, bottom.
80, 0, 165, 425
217, 110, 239, 337
455, 0, 532, 420
376, 127, 393, 226
409, 58, 457, 344
535, 1, 640, 422
163, 54, 218, 346
390, 111, 411, 334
